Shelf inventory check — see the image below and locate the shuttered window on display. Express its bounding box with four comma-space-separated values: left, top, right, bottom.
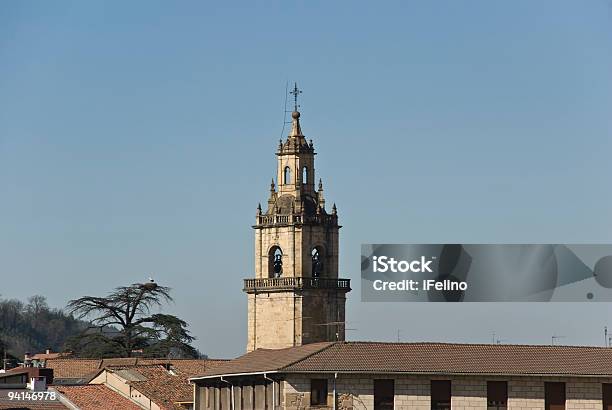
487, 381, 507, 410
374, 379, 394, 410
431, 380, 451, 410
310, 379, 328, 406
603, 384, 612, 410
545, 382, 565, 410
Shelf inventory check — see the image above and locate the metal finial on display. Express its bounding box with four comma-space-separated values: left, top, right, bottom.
289, 82, 302, 112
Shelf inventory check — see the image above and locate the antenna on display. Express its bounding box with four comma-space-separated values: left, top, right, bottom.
605, 326, 608, 347
279, 81, 290, 139
551, 335, 565, 345
314, 321, 355, 342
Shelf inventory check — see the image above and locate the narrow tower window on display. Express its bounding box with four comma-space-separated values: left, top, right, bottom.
302, 166, 308, 184
284, 166, 292, 184
312, 247, 324, 278
269, 246, 283, 278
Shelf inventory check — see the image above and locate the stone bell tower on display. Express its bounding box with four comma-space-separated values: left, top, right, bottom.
243, 84, 351, 352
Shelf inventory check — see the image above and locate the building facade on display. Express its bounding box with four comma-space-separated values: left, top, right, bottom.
191, 342, 612, 410
244, 88, 351, 352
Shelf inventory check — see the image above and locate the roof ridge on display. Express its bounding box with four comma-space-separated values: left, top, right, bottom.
340, 341, 612, 349
279, 342, 338, 371
106, 363, 170, 369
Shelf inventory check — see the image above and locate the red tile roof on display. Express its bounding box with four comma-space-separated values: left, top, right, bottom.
55, 384, 141, 410
193, 342, 612, 379
103, 365, 194, 410
45, 359, 101, 380
46, 357, 225, 382
30, 353, 68, 361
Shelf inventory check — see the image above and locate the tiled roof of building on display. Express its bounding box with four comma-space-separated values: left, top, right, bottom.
193, 342, 334, 378
55, 384, 142, 410
192, 342, 612, 379
46, 357, 225, 382
30, 352, 68, 361
104, 364, 194, 410
0, 389, 68, 409
139, 358, 228, 377
45, 359, 101, 380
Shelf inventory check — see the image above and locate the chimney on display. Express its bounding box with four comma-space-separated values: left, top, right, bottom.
45, 348, 51, 355
28, 376, 46, 391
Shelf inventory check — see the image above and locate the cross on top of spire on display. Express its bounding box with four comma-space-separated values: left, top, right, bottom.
290, 82, 302, 112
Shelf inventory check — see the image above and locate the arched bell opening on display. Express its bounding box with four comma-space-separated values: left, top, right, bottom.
311, 246, 325, 278
269, 246, 283, 278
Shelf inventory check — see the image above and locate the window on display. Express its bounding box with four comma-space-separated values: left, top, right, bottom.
302, 166, 308, 184
603, 384, 612, 410
374, 379, 394, 410
431, 380, 451, 410
310, 379, 328, 406
545, 382, 565, 410
284, 166, 292, 184
487, 381, 507, 410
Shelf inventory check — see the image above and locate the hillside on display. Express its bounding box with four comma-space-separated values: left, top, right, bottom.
0, 295, 85, 365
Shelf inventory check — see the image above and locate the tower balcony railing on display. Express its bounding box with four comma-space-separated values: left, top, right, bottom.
243, 277, 351, 292
255, 214, 338, 226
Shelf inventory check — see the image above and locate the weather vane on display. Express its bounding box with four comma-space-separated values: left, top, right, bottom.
289, 82, 302, 112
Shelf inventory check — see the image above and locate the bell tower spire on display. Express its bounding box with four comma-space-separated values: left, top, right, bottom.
244, 85, 350, 352
289, 83, 303, 137
290, 82, 302, 112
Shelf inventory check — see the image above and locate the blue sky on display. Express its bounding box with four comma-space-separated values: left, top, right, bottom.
1, 1, 611, 358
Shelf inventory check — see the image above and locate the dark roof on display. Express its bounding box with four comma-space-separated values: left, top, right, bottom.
0, 367, 54, 385
192, 342, 612, 379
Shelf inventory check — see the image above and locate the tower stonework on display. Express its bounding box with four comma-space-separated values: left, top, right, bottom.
243, 96, 350, 352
